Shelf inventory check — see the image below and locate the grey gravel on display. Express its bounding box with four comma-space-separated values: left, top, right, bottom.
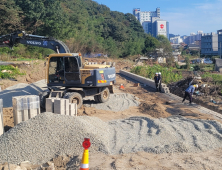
0, 113, 110, 164
84, 93, 140, 112
1, 114, 222, 164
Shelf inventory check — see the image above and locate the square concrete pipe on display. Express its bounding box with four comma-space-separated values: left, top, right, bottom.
21, 97, 29, 121
64, 99, 69, 115
28, 95, 40, 118
46, 98, 56, 113
54, 98, 65, 115
12, 97, 23, 126
0, 99, 3, 136
69, 103, 77, 116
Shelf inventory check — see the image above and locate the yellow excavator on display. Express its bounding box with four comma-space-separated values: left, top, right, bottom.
0, 31, 116, 108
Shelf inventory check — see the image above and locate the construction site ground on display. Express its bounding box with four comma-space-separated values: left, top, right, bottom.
1, 58, 222, 169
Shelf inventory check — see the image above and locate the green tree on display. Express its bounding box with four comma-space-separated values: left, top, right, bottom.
185, 56, 190, 70
0, 0, 22, 35
143, 35, 159, 55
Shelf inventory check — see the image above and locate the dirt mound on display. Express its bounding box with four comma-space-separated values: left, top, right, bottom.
139, 102, 171, 118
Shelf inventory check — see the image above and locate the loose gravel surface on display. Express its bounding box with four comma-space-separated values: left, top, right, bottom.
0, 113, 222, 164
0, 113, 110, 164
84, 93, 140, 112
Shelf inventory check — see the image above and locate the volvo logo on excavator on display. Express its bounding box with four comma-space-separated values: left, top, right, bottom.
27, 41, 41, 45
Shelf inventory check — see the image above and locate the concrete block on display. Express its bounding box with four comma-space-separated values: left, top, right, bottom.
64, 99, 69, 115
108, 62, 112, 65
28, 96, 39, 118
0, 99, 3, 136
46, 98, 55, 113
103, 62, 106, 65
12, 97, 23, 126
69, 103, 75, 116
54, 99, 65, 115
75, 103, 77, 116
21, 97, 29, 121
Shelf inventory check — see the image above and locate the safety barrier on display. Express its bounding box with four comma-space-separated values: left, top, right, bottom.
46, 98, 77, 116
80, 138, 90, 170
120, 70, 170, 93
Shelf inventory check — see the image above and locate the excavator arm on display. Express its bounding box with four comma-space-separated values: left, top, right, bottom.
0, 31, 70, 53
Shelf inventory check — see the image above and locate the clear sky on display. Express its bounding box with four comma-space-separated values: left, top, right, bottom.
95, 0, 222, 36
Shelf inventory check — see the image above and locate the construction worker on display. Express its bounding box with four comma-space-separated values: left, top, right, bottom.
154, 72, 160, 92
182, 84, 198, 104
158, 72, 162, 92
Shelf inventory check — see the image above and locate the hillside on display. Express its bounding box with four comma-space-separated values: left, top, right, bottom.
0, 0, 147, 57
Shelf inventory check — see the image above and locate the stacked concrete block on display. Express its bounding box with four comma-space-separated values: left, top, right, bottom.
12, 95, 40, 126
46, 98, 77, 116
0, 99, 3, 136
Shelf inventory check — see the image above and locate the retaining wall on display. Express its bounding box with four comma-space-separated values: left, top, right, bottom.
120, 70, 170, 93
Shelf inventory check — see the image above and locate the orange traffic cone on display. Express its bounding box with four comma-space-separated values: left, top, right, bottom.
80, 138, 91, 170
119, 84, 124, 90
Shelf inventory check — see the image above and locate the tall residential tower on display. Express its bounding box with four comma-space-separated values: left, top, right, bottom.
133, 8, 169, 39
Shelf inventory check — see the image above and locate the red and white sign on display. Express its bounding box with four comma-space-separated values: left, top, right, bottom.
3, 40, 10, 44
160, 24, 164, 29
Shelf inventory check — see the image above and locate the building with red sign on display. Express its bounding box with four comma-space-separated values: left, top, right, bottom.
133, 8, 169, 39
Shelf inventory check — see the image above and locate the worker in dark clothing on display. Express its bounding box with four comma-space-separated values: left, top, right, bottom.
158, 72, 162, 92
182, 84, 198, 104
154, 72, 160, 92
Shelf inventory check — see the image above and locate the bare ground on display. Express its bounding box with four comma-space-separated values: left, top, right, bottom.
1, 58, 222, 169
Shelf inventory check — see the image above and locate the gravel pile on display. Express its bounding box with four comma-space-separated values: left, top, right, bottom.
1, 114, 222, 164
109, 116, 222, 154
84, 93, 140, 112
0, 80, 47, 107
0, 113, 110, 164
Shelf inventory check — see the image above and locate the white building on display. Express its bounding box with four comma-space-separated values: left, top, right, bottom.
201, 32, 218, 56
133, 8, 169, 39
170, 36, 183, 44
133, 8, 160, 24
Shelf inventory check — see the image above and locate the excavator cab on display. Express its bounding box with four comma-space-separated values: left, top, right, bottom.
47, 54, 81, 86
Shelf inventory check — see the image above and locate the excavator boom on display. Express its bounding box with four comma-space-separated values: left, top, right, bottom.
0, 31, 70, 53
